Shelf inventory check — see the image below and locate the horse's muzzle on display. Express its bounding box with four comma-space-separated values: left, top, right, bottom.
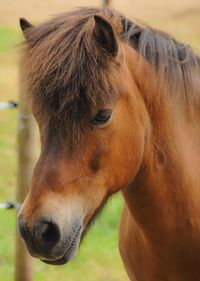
18, 215, 83, 265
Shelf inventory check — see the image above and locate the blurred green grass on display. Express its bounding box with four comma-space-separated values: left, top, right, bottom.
0, 27, 128, 281
0, 27, 20, 52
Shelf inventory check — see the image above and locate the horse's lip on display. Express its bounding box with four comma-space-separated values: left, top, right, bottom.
41, 226, 82, 265
41, 254, 70, 265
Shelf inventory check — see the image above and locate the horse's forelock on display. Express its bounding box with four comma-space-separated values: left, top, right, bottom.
21, 7, 122, 146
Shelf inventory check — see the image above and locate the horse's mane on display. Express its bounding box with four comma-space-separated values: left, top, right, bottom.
21, 7, 200, 144
122, 17, 200, 107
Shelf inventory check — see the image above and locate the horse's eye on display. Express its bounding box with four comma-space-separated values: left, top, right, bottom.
92, 109, 112, 126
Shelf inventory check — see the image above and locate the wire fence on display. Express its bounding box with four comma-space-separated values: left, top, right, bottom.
0, 100, 20, 210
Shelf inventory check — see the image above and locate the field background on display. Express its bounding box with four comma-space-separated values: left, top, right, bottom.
0, 0, 200, 280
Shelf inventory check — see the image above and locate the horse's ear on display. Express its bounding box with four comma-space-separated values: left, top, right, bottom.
19, 18, 33, 40
93, 15, 118, 56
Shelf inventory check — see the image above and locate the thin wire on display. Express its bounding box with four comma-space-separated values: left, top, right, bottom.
0, 202, 22, 210
0, 101, 18, 110
19, 113, 33, 119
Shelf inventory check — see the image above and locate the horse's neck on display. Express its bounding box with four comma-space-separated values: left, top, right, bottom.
123, 84, 200, 244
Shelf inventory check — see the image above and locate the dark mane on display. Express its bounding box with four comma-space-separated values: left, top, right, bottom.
21, 7, 200, 145
121, 17, 200, 107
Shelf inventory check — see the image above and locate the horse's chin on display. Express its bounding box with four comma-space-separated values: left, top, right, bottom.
41, 226, 83, 266
41, 252, 73, 265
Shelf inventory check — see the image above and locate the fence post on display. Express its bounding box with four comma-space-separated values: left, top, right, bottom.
14, 70, 38, 281
102, 0, 111, 8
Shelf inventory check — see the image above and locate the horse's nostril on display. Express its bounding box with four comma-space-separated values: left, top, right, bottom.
34, 220, 61, 247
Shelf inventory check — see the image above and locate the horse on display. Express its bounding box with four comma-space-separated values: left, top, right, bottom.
18, 7, 200, 281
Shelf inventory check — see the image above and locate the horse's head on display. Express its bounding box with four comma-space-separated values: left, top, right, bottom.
18, 8, 149, 265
